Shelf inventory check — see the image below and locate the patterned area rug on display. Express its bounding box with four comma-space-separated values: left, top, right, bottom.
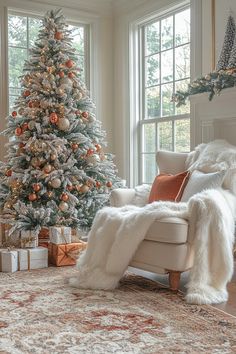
0, 267, 236, 354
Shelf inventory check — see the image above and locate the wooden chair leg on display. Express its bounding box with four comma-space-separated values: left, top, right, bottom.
168, 271, 181, 291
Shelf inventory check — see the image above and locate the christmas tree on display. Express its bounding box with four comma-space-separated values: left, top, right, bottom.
216, 14, 235, 71
227, 32, 236, 69
0, 9, 122, 234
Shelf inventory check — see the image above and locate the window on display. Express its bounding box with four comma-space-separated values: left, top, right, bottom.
8, 12, 89, 112
138, 6, 190, 184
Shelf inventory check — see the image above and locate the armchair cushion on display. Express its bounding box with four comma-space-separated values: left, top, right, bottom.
149, 171, 190, 203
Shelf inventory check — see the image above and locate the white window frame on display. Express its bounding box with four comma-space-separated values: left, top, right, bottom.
7, 9, 90, 113
129, 1, 190, 186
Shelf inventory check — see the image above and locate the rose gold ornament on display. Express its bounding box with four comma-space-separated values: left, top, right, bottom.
58, 71, 64, 78
28, 101, 33, 108
87, 149, 94, 156
106, 181, 112, 188
28, 193, 37, 201
60, 193, 69, 202
49, 112, 59, 124
65, 60, 74, 68
95, 144, 102, 151
12, 111, 17, 118
82, 111, 89, 119
68, 72, 74, 79
15, 127, 22, 136
5, 169, 12, 177
71, 143, 79, 151
33, 183, 41, 192
24, 90, 30, 97
96, 181, 101, 188
54, 32, 63, 40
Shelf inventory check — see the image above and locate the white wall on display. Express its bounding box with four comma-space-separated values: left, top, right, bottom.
0, 0, 114, 161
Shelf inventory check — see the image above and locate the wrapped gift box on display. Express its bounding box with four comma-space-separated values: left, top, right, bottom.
39, 227, 49, 240
18, 247, 48, 270
0, 250, 18, 273
49, 226, 71, 244
38, 240, 50, 249
20, 230, 39, 248
49, 242, 87, 267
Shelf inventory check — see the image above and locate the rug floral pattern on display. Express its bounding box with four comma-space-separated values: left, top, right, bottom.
0, 267, 236, 353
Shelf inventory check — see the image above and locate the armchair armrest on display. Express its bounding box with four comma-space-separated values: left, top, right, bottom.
110, 188, 135, 207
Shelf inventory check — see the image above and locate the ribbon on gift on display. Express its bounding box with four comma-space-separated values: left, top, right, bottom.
20, 230, 38, 248
17, 249, 31, 271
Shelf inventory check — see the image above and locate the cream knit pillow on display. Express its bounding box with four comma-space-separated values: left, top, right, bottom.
181, 170, 226, 202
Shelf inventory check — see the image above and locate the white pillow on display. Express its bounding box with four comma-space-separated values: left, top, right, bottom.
181, 170, 226, 202
131, 184, 151, 207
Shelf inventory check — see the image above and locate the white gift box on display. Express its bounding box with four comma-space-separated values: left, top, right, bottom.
18, 247, 48, 271
0, 250, 18, 273
20, 230, 39, 248
49, 226, 71, 244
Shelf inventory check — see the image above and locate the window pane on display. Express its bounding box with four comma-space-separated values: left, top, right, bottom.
161, 83, 174, 116
9, 96, 17, 112
161, 49, 173, 83
175, 119, 190, 152
158, 121, 173, 151
69, 25, 85, 55
175, 44, 190, 80
175, 9, 190, 46
145, 22, 160, 55
142, 154, 156, 183
175, 79, 190, 115
8, 47, 27, 87
9, 88, 21, 96
142, 124, 156, 152
29, 17, 42, 47
161, 16, 173, 50
146, 86, 160, 118
146, 54, 160, 87
8, 15, 27, 47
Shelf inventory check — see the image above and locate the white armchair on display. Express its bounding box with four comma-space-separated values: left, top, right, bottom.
110, 150, 194, 290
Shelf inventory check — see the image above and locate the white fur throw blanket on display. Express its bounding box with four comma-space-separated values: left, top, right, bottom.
69, 187, 236, 305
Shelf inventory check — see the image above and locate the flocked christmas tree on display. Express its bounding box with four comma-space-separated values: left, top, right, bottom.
227, 30, 236, 69
0, 9, 122, 234
216, 14, 235, 71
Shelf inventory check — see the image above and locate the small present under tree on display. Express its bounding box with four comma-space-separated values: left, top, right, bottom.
216, 14, 236, 71
0, 9, 122, 234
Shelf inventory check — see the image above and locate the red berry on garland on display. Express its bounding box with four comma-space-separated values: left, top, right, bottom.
58, 71, 64, 78
23, 90, 30, 97
28, 193, 37, 201
65, 60, 74, 68
50, 112, 59, 124
15, 127, 22, 136
12, 111, 17, 118
60, 193, 69, 202
54, 31, 63, 40
106, 181, 112, 188
5, 169, 12, 177
68, 72, 74, 79
82, 111, 89, 119
32, 183, 41, 192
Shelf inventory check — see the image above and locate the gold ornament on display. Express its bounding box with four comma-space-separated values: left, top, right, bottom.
59, 201, 69, 211
50, 153, 57, 161
57, 118, 70, 131
44, 164, 52, 174
80, 185, 90, 193
51, 178, 62, 189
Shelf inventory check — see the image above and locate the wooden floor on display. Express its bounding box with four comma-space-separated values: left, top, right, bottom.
129, 261, 236, 318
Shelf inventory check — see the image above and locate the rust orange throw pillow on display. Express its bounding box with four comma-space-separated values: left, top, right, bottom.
148, 171, 190, 203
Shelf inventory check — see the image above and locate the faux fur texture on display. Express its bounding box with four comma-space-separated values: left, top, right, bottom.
68, 139, 236, 304
69, 188, 236, 305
